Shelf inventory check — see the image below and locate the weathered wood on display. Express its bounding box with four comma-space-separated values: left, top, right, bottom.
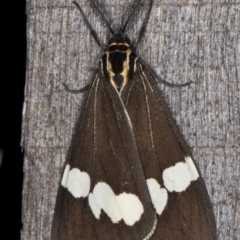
22, 0, 240, 239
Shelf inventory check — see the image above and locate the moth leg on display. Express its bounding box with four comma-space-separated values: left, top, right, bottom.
62, 82, 90, 94
139, 57, 193, 88
134, 0, 154, 50
73, 1, 104, 49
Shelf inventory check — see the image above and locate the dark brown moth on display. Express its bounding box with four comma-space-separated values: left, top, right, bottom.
51, 0, 217, 239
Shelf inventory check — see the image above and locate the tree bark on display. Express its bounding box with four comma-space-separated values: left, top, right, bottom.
22, 0, 240, 239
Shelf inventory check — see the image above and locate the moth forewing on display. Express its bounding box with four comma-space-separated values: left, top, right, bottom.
51, 0, 216, 239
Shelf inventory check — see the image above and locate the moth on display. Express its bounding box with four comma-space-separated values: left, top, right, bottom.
51, 0, 217, 239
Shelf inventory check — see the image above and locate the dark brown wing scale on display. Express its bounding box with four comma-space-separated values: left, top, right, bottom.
120, 64, 216, 239
51, 72, 156, 240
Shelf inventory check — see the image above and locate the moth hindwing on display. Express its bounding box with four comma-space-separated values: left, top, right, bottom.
51, 0, 217, 239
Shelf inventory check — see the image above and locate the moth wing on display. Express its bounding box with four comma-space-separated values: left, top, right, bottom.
51, 73, 156, 240
121, 64, 217, 240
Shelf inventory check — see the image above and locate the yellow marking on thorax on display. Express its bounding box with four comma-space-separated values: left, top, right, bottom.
109, 42, 130, 47
120, 59, 129, 89
106, 48, 132, 54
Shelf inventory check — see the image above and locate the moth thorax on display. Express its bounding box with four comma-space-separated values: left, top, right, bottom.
102, 41, 137, 92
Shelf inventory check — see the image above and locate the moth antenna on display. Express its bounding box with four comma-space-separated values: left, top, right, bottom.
73, 1, 104, 49
88, 0, 115, 35
134, 0, 153, 50
121, 0, 150, 34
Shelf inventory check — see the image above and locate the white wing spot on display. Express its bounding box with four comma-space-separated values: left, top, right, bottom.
147, 178, 168, 215
61, 166, 90, 198
163, 162, 191, 192
91, 182, 122, 223
61, 164, 70, 188
89, 182, 144, 226
89, 193, 101, 219
185, 156, 199, 180
163, 156, 199, 192
116, 193, 144, 226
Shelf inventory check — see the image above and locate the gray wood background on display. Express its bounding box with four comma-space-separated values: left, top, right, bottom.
22, 0, 240, 239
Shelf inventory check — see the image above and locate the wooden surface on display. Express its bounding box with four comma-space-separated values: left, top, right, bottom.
22, 0, 240, 239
